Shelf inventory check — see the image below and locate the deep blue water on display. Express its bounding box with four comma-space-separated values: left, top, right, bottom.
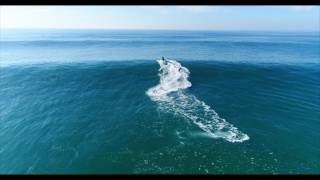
0, 29, 319, 174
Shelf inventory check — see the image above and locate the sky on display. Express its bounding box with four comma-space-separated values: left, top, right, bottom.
0, 6, 319, 31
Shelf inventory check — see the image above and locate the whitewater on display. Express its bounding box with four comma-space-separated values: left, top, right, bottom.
146, 58, 250, 143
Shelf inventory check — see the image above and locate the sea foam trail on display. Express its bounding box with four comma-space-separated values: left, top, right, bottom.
146, 59, 249, 143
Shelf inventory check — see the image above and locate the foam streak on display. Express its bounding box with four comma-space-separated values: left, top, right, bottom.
147, 58, 249, 143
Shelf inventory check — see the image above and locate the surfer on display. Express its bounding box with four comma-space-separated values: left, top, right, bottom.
161, 57, 182, 71
161, 56, 167, 65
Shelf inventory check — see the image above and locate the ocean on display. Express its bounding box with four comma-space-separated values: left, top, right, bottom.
0, 29, 319, 174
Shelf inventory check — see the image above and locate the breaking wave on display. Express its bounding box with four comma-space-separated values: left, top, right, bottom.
146, 58, 249, 143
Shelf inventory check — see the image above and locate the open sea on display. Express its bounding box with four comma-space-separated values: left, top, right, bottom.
0, 29, 319, 174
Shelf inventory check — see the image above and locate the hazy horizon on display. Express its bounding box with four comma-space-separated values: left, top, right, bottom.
1, 6, 319, 32
2, 27, 320, 33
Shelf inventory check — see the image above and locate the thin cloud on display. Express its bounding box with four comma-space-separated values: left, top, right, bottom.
287, 6, 316, 11
176, 6, 216, 12
139, 6, 169, 15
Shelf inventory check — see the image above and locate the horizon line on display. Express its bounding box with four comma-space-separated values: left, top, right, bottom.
2, 27, 319, 33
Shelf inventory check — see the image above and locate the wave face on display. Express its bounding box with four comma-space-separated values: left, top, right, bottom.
147, 59, 249, 143
1, 60, 319, 174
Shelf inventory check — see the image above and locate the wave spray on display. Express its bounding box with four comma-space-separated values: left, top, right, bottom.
147, 58, 249, 143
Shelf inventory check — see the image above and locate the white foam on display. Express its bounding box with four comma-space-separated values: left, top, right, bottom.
147, 58, 249, 143
146, 59, 191, 97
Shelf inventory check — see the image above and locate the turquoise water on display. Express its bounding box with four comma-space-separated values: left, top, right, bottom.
0, 29, 319, 174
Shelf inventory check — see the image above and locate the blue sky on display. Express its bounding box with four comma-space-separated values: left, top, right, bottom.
1, 6, 319, 31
